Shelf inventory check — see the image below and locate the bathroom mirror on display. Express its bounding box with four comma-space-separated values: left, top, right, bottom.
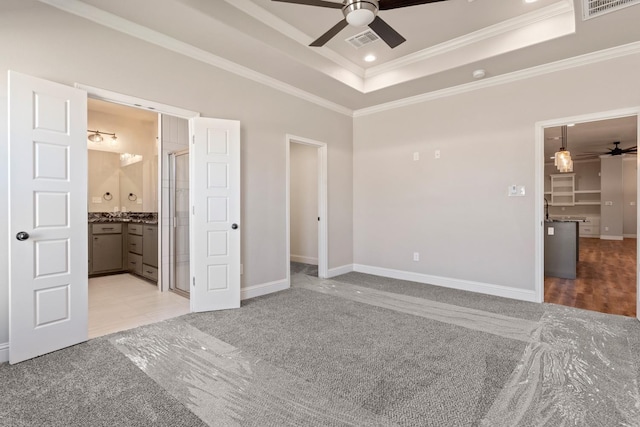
88, 149, 158, 213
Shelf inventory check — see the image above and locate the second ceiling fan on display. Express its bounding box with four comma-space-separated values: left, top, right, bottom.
272, 0, 448, 49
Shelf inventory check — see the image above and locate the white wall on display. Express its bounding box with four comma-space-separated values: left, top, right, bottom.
353, 53, 640, 296
0, 2, 353, 347
290, 143, 318, 265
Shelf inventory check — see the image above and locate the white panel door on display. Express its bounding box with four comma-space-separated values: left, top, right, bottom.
8, 71, 88, 364
191, 118, 240, 312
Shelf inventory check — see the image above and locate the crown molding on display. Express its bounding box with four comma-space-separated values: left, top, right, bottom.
223, 0, 366, 80
364, 0, 574, 79
353, 41, 640, 118
38, 0, 354, 117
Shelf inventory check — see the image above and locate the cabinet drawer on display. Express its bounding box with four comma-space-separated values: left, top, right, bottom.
92, 223, 122, 234
142, 264, 158, 282
128, 235, 143, 255
128, 253, 143, 276
579, 224, 598, 236
128, 223, 143, 236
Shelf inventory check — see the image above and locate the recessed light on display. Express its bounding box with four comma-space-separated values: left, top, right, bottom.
524, 0, 538, 3
364, 54, 376, 63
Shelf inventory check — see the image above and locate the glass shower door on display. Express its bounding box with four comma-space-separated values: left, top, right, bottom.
170, 150, 190, 295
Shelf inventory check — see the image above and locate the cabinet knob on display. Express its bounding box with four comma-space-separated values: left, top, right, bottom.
16, 231, 29, 241
231, 223, 238, 230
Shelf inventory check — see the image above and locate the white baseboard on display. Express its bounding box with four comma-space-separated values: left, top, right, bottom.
0, 342, 8, 363
290, 255, 318, 265
624, 234, 637, 238
600, 235, 624, 241
241, 278, 289, 300
353, 264, 539, 303
326, 264, 354, 278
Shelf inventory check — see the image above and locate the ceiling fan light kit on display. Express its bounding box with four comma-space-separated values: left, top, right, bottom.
344, 1, 378, 26
273, 0, 447, 49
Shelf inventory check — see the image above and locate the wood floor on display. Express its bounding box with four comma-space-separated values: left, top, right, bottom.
89, 273, 190, 339
544, 237, 637, 317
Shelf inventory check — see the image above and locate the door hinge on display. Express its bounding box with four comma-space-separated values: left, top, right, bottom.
192, 206, 195, 215
173, 216, 177, 228
318, 217, 320, 221
192, 277, 195, 287
192, 134, 195, 144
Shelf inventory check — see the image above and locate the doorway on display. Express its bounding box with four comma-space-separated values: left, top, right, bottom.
86, 99, 189, 338
536, 109, 640, 318
286, 135, 328, 284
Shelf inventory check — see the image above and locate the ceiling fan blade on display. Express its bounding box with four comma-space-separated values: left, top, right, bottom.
271, 0, 343, 8
310, 19, 349, 47
369, 16, 406, 48
622, 146, 637, 152
379, 0, 448, 10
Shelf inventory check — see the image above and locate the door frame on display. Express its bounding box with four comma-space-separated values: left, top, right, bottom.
75, 84, 199, 294
534, 106, 640, 320
286, 134, 329, 281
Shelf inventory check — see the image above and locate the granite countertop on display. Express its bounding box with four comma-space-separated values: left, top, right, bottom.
548, 216, 587, 222
88, 212, 158, 224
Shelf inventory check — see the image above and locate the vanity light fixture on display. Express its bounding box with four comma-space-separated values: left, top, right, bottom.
87, 129, 117, 145
554, 125, 573, 173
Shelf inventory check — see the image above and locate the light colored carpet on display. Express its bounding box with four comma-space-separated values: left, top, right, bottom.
2, 267, 640, 426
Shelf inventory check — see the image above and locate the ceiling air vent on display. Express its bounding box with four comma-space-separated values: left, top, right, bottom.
345, 29, 380, 49
583, 0, 640, 20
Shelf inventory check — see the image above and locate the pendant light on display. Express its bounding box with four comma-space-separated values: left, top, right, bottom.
554, 125, 573, 173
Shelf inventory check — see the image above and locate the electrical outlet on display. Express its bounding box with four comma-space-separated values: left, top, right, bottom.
434, 150, 440, 159
605, 226, 609, 232
413, 252, 420, 261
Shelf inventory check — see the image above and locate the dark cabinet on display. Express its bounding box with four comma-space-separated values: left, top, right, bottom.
90, 223, 123, 274
126, 223, 157, 283
142, 225, 158, 281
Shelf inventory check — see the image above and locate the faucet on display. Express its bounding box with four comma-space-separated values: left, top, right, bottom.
544, 198, 549, 221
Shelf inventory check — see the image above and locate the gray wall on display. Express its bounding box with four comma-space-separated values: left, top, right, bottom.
0, 2, 353, 346
623, 158, 638, 236
290, 143, 318, 264
600, 156, 624, 237
353, 52, 640, 291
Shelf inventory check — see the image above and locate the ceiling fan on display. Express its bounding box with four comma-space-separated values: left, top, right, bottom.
600, 141, 637, 156
272, 0, 448, 49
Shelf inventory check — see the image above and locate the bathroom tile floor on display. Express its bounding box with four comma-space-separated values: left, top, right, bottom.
89, 273, 190, 339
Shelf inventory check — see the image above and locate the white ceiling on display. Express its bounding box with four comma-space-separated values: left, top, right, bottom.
40, 0, 640, 111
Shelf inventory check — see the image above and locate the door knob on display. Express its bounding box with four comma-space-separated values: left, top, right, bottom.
231, 223, 238, 230
16, 231, 29, 241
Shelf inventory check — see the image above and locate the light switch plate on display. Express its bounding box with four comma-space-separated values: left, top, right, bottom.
548, 227, 554, 235
92, 197, 102, 204
413, 152, 419, 161
508, 185, 525, 197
